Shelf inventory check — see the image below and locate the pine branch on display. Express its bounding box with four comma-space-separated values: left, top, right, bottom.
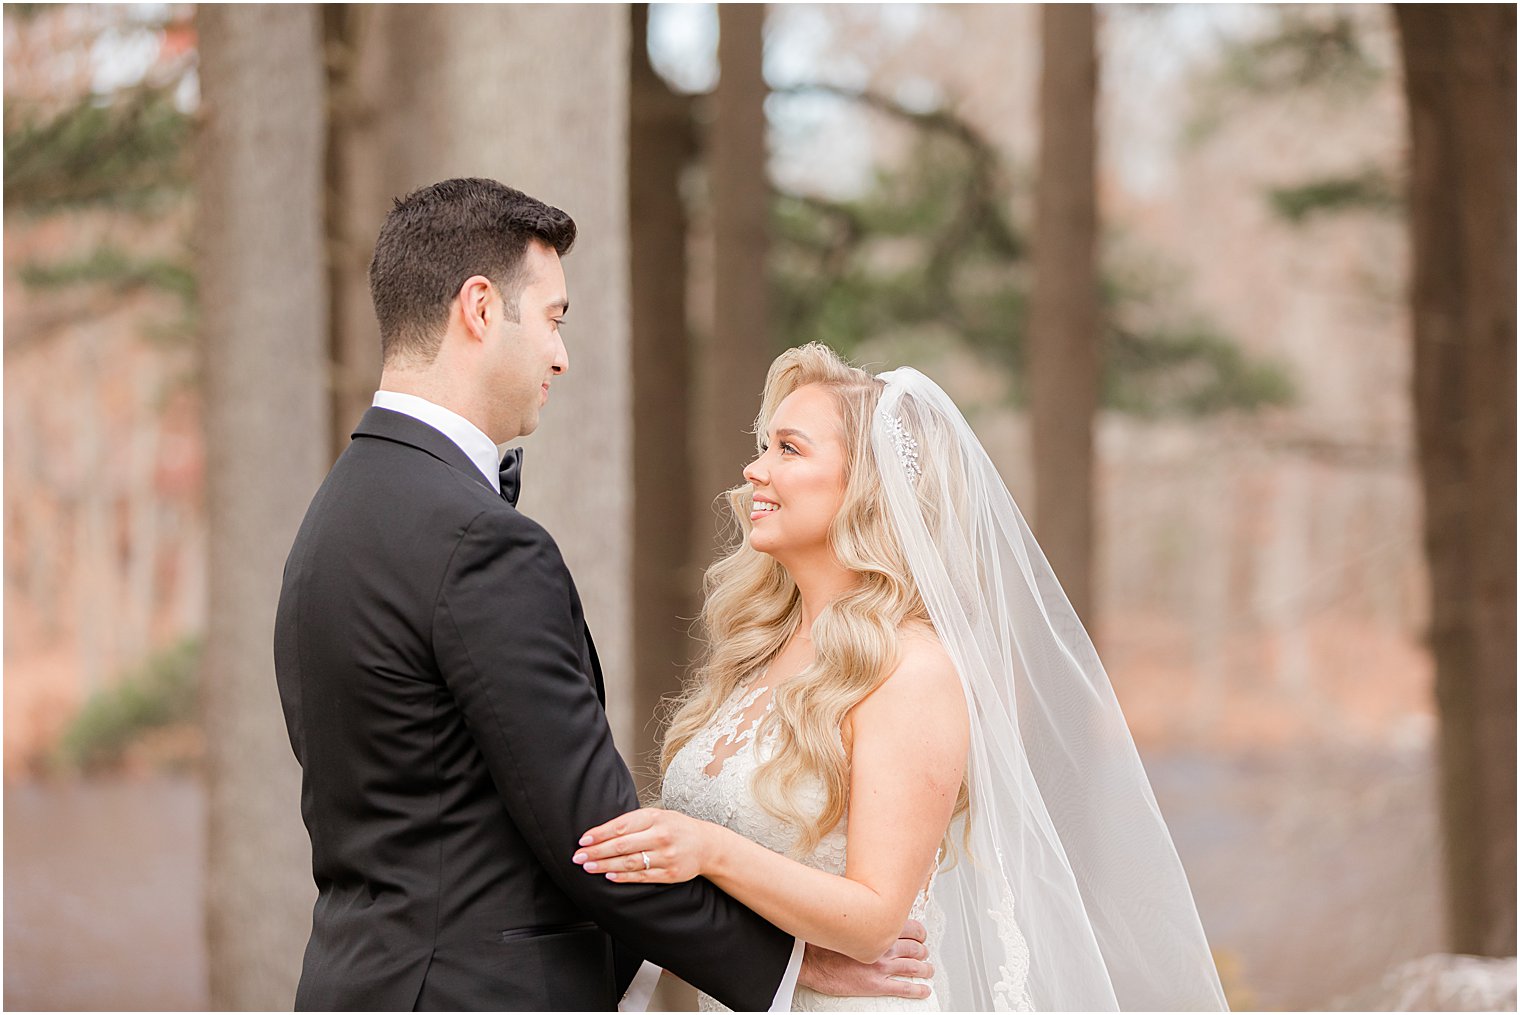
19, 245, 195, 300
4, 83, 193, 214
765, 82, 1291, 416
1266, 168, 1401, 224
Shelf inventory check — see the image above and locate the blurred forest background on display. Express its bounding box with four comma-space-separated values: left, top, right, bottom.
3, 3, 1513, 1011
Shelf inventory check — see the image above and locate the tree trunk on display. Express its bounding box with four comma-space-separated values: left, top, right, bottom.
1028, 3, 1100, 630
630, 4, 699, 795
323, 5, 382, 460
1395, 3, 1517, 958
697, 3, 771, 556
196, 6, 327, 1006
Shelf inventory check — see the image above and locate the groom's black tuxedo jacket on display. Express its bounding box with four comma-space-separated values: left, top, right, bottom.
274, 408, 793, 1011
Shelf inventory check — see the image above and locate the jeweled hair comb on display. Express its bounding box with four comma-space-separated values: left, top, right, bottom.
880, 411, 922, 486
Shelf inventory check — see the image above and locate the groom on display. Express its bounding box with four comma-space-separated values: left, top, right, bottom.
274, 178, 931, 1010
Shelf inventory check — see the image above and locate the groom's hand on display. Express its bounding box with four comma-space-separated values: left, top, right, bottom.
797, 918, 932, 1000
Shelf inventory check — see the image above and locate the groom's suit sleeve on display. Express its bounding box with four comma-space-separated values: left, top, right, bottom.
434, 508, 798, 1012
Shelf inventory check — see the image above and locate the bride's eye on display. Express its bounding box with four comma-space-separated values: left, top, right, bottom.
780, 442, 799, 455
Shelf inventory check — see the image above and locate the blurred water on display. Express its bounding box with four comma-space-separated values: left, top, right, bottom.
4, 774, 207, 1010
2, 747, 1439, 1011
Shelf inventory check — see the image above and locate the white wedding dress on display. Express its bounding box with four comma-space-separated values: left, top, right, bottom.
661, 674, 1022, 1012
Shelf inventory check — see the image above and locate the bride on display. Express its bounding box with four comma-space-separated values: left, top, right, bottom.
573, 343, 1229, 1011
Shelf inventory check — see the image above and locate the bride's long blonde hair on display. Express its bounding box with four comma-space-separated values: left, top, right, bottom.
661, 343, 966, 855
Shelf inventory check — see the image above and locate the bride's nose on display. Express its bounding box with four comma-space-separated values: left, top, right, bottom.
743, 454, 766, 486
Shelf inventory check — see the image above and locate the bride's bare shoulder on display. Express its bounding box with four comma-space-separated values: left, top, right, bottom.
861, 620, 960, 709
847, 619, 968, 757
896, 620, 951, 669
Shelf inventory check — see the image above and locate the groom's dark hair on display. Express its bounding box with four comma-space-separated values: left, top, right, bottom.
369, 177, 576, 365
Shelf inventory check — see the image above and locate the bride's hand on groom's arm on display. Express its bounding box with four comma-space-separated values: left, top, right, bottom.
575, 811, 935, 1000
572, 807, 716, 884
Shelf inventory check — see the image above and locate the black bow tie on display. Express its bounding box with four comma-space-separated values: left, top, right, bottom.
499, 447, 523, 506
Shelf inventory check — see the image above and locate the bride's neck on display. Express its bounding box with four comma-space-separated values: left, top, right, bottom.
786, 557, 858, 637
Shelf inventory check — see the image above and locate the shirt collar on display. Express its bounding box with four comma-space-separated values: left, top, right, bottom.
371, 390, 504, 493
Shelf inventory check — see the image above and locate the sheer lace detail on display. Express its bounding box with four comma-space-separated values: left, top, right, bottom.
989, 884, 1034, 1012
703, 679, 774, 777
662, 679, 941, 1012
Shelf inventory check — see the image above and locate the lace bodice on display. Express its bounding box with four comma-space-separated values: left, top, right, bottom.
661, 677, 940, 1012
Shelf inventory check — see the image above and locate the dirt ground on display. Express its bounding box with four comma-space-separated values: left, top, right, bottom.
5, 775, 208, 1010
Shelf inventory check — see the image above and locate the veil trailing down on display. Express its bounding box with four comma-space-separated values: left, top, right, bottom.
872, 368, 1229, 1012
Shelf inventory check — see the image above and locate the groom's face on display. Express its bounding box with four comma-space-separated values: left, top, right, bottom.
486, 240, 569, 441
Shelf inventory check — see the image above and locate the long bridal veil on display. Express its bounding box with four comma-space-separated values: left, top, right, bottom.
873, 368, 1229, 1012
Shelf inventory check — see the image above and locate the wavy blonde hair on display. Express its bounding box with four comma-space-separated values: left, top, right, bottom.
661, 342, 968, 856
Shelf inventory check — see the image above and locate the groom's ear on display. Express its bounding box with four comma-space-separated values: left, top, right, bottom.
454, 274, 495, 344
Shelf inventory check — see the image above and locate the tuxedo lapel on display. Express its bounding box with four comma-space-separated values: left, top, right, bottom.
352, 406, 496, 494
358, 406, 606, 706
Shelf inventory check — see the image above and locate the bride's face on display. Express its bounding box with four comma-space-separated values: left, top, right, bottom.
742, 383, 849, 563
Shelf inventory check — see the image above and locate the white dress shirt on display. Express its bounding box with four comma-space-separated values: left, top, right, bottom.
371, 390, 503, 493
372, 392, 803, 1012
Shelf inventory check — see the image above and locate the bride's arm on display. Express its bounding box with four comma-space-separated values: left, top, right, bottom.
573, 640, 969, 964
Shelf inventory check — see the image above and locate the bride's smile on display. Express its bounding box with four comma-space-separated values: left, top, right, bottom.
742, 383, 849, 563
749, 495, 780, 519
